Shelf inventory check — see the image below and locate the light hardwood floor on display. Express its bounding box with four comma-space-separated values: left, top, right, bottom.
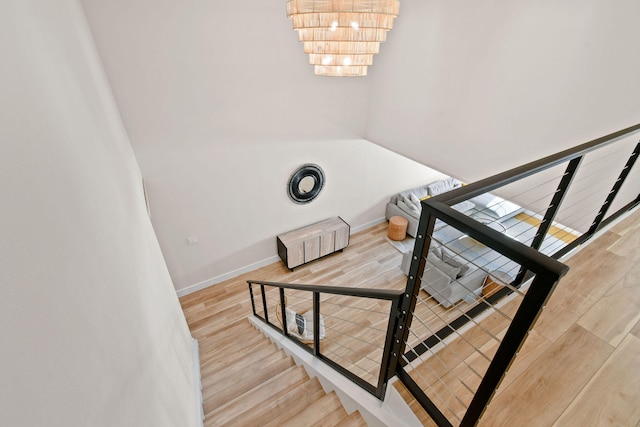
180, 208, 640, 426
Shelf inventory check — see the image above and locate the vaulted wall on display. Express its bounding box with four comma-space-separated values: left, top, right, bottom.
367, 0, 640, 181
0, 1, 198, 425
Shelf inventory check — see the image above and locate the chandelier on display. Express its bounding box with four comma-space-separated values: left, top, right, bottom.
286, 0, 400, 77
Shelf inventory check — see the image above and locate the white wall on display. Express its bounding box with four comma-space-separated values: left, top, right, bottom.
0, 1, 198, 425
79, 0, 447, 293
136, 137, 445, 293
78, 0, 640, 293
366, 0, 640, 182
79, 0, 370, 144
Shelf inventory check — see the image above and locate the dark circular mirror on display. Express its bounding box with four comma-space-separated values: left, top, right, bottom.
287, 164, 325, 204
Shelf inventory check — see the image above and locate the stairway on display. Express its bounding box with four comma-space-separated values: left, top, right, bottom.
198, 318, 366, 426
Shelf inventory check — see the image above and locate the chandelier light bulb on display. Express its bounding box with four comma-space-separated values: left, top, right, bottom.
286, 0, 400, 77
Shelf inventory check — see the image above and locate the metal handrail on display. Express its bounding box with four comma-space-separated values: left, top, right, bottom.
246, 280, 403, 300
397, 123, 640, 426
247, 279, 404, 399
437, 123, 640, 207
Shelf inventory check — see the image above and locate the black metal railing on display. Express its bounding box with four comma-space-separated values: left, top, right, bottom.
398, 123, 640, 425
247, 123, 640, 426
247, 280, 404, 399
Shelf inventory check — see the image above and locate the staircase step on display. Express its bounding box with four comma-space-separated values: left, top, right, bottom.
203, 353, 294, 408
198, 315, 254, 339
202, 343, 287, 390
198, 322, 266, 364
275, 391, 347, 427
336, 411, 368, 426
232, 377, 326, 426
200, 336, 277, 375
205, 364, 310, 425
310, 406, 351, 426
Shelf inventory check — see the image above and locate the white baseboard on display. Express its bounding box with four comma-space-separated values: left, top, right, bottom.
351, 216, 387, 234
176, 255, 280, 297
176, 217, 387, 298
191, 338, 203, 427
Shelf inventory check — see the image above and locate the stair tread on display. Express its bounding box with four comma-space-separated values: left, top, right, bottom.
335, 411, 368, 426
200, 337, 278, 373
199, 324, 267, 364
261, 384, 328, 427
202, 345, 287, 389
206, 364, 309, 424
203, 354, 295, 408
232, 377, 326, 426
276, 391, 346, 427
310, 406, 350, 426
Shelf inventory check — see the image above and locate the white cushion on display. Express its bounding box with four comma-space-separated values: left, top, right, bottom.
471, 193, 521, 219
397, 200, 420, 219
427, 178, 462, 196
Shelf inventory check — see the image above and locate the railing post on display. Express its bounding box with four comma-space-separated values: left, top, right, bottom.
260, 285, 269, 324
460, 270, 567, 426
377, 294, 404, 399
392, 206, 455, 423
514, 156, 583, 285
313, 291, 320, 357
587, 141, 640, 235
248, 282, 257, 316
395, 207, 438, 361
279, 287, 288, 337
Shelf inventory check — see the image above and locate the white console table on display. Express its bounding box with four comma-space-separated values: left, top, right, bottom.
277, 217, 350, 270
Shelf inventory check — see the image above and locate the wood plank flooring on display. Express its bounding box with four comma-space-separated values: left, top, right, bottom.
480, 209, 640, 426
180, 208, 640, 426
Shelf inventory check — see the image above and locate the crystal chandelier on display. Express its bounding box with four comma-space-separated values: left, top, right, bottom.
286, 0, 400, 77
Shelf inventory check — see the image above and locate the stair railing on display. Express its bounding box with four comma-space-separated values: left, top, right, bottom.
397, 123, 640, 426
248, 123, 640, 426
247, 280, 404, 399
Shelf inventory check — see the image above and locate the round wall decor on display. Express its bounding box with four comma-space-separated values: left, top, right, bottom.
287, 164, 325, 204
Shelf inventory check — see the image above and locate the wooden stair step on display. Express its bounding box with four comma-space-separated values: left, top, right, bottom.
201, 342, 287, 391
335, 410, 367, 426
200, 335, 277, 373
198, 322, 265, 361
189, 310, 246, 338
231, 377, 327, 426
201, 342, 285, 387
310, 406, 351, 426
275, 391, 347, 427
205, 364, 310, 424
203, 354, 295, 408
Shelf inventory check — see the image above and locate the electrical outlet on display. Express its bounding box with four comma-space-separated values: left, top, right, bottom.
187, 236, 198, 245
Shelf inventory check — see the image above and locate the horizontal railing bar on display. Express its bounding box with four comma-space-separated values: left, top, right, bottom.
246, 280, 404, 300
434, 123, 640, 206
423, 201, 570, 278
